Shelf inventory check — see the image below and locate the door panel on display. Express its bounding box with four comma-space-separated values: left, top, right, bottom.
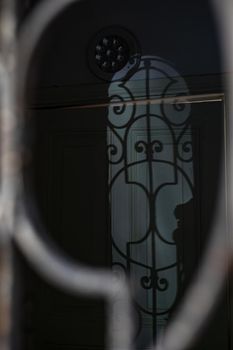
108, 98, 228, 349
28, 108, 110, 350
45, 131, 109, 264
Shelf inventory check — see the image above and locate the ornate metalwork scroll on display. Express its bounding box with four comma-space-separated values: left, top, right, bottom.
108, 56, 195, 347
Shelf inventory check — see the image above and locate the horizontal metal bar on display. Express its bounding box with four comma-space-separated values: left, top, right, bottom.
30, 92, 224, 111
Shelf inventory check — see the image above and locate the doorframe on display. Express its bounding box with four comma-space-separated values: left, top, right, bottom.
27, 74, 232, 348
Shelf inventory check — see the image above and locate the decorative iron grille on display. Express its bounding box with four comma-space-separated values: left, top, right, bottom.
108, 56, 194, 346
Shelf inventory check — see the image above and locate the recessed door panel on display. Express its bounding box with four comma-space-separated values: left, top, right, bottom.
25, 85, 228, 349
108, 97, 227, 349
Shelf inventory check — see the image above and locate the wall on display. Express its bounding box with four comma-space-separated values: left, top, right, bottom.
22, 0, 222, 90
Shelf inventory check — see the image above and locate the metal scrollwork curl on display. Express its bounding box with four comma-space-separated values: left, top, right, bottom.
176, 128, 193, 162
108, 144, 118, 156
107, 143, 124, 164
135, 140, 163, 159
151, 140, 163, 153
141, 274, 153, 289
140, 271, 169, 292
157, 276, 169, 292
108, 85, 135, 128
113, 99, 126, 115
161, 83, 191, 126
107, 128, 124, 164
135, 140, 147, 154
173, 97, 186, 112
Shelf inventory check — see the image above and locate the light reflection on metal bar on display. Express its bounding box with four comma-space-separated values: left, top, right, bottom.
0, 0, 17, 349
17, 1, 134, 349
0, 1, 232, 350
155, 1, 233, 350
1, 1, 134, 350
30, 93, 224, 111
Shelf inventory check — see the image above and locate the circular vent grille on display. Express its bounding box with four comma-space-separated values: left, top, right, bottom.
88, 27, 140, 81
95, 35, 129, 73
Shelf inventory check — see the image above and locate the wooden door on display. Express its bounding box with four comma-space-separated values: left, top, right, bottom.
24, 96, 229, 350
25, 106, 110, 350
22, 63, 230, 350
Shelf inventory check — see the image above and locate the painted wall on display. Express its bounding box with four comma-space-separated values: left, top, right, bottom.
23, 0, 222, 88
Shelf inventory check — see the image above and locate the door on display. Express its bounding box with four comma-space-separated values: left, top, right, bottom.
24, 106, 110, 350
23, 57, 229, 350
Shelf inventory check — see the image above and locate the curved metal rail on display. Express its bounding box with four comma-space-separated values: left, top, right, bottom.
0, 1, 232, 350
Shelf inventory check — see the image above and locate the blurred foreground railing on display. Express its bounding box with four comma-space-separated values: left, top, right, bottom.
0, 1, 232, 350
